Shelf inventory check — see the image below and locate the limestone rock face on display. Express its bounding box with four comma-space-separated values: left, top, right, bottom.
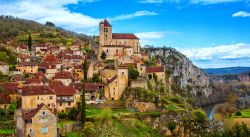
148, 48, 212, 105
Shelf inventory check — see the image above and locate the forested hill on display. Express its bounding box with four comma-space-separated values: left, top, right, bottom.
0, 15, 91, 46
204, 67, 250, 75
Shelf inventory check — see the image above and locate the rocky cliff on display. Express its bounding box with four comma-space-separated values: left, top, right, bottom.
148, 48, 213, 106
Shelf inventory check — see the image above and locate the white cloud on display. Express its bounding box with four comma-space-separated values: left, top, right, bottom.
180, 43, 250, 68
181, 43, 250, 60
232, 11, 250, 17
0, 0, 156, 34
108, 10, 157, 21
0, 0, 100, 33
139, 0, 165, 3
135, 31, 165, 39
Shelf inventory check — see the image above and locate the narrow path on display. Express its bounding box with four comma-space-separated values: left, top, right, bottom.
15, 108, 24, 137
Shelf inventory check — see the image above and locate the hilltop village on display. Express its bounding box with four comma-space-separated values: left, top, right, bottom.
0, 19, 166, 137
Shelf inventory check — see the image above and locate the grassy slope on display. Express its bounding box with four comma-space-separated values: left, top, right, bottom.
65, 118, 161, 137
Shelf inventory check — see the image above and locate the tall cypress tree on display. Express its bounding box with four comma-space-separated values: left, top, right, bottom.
81, 57, 88, 124
28, 32, 32, 51
81, 85, 86, 125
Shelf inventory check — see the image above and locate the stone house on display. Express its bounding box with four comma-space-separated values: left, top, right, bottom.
16, 45, 28, 54
146, 66, 165, 82
53, 71, 73, 86
131, 78, 148, 89
16, 62, 38, 74
73, 64, 83, 79
53, 86, 78, 112
22, 103, 57, 137
84, 83, 105, 101
1, 82, 21, 101
104, 75, 119, 100
0, 93, 11, 109
21, 86, 56, 110
17, 54, 30, 63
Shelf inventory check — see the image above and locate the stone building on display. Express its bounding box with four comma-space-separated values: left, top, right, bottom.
99, 19, 140, 59
21, 86, 56, 111
22, 103, 57, 137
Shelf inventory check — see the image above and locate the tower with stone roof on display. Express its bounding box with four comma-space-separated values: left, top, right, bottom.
99, 19, 112, 46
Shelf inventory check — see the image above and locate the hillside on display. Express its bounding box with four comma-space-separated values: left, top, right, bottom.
204, 67, 250, 75
147, 48, 215, 106
0, 15, 91, 47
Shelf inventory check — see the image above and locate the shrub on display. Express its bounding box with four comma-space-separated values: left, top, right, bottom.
58, 112, 67, 119
235, 111, 242, 116
192, 109, 207, 123
167, 121, 177, 132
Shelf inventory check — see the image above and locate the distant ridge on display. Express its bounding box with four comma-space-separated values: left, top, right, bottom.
204, 67, 250, 75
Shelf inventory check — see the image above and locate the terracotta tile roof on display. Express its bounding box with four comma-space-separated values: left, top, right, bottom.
107, 75, 118, 85
18, 45, 28, 49
42, 54, 59, 64
103, 19, 111, 27
84, 83, 105, 92
35, 44, 50, 48
34, 72, 48, 82
95, 62, 104, 68
74, 64, 83, 69
70, 82, 83, 91
53, 86, 76, 96
102, 45, 132, 48
11, 74, 25, 82
25, 78, 42, 84
0, 93, 11, 104
18, 54, 29, 59
49, 80, 65, 88
54, 71, 72, 79
18, 62, 37, 66
146, 66, 164, 73
1, 82, 19, 94
22, 103, 55, 120
22, 86, 54, 96
39, 62, 56, 69
112, 33, 139, 39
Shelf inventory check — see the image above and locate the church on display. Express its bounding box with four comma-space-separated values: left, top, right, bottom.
98, 19, 140, 60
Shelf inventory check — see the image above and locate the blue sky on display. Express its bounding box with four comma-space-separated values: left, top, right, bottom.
0, 0, 250, 68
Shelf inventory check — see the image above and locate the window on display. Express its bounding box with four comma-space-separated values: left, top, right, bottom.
37, 96, 39, 100
106, 49, 109, 53
49, 96, 53, 100
41, 127, 48, 134
42, 111, 46, 115
48, 104, 50, 107
68, 102, 71, 106
60, 103, 62, 106
122, 72, 124, 75
116, 49, 118, 53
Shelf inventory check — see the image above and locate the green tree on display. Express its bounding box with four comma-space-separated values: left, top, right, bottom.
0, 52, 9, 62
148, 74, 152, 80
45, 21, 55, 27
28, 32, 32, 51
92, 73, 101, 83
167, 121, 177, 134
81, 85, 86, 125
153, 73, 158, 82
128, 67, 139, 80
100, 51, 107, 60
83, 122, 96, 137
192, 109, 207, 123
68, 107, 80, 120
